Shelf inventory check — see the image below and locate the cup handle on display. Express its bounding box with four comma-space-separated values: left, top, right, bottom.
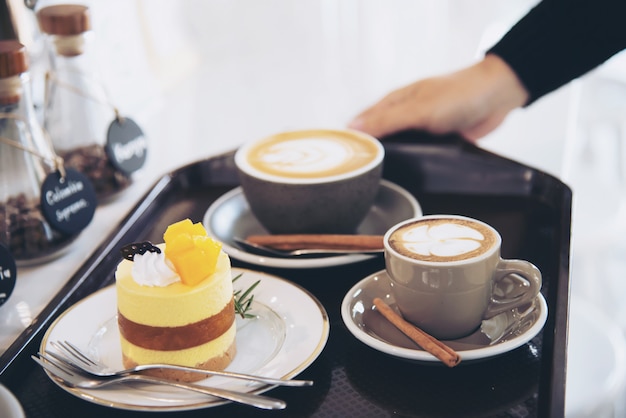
484, 259, 542, 319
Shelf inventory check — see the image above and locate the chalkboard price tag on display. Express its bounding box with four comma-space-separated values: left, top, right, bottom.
40, 168, 97, 235
0, 243, 17, 307
105, 117, 147, 176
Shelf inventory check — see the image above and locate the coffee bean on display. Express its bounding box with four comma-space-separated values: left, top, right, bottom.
0, 193, 75, 263
59, 144, 132, 200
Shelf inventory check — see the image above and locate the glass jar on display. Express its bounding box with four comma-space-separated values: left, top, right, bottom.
37, 4, 133, 203
0, 40, 80, 265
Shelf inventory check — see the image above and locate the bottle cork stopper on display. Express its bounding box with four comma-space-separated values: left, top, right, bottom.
0, 40, 28, 78
0, 40, 27, 104
37, 4, 91, 56
37, 4, 91, 36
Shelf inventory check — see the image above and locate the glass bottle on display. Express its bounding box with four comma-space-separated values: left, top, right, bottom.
37, 4, 132, 203
0, 39, 78, 265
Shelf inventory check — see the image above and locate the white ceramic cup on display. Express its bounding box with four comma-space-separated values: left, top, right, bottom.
234, 129, 384, 234
383, 214, 542, 340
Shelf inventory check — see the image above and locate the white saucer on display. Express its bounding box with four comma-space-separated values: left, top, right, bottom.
203, 179, 422, 269
341, 270, 548, 363
39, 268, 329, 412
0, 385, 24, 418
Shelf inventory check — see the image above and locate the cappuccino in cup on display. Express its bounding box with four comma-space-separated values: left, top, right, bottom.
384, 215, 542, 340
235, 129, 384, 234
387, 216, 498, 263
238, 129, 382, 181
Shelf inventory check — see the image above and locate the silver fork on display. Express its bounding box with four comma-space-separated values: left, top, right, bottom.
32, 354, 286, 410
50, 340, 312, 387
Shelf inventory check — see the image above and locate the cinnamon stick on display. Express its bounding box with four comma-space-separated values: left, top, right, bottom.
245, 234, 383, 251
373, 297, 461, 367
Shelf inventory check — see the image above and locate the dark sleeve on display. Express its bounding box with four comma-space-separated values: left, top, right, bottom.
487, 0, 626, 104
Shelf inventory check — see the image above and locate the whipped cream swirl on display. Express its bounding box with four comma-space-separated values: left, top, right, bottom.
131, 251, 179, 287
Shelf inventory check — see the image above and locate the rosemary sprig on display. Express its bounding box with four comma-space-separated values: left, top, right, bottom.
233, 273, 260, 319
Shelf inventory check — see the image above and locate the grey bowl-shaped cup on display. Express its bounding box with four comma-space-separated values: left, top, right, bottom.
234, 129, 384, 234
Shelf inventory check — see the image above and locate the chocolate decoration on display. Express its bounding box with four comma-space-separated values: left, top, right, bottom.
120, 241, 160, 261
118, 298, 235, 350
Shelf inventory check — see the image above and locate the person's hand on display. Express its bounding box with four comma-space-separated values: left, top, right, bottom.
348, 54, 529, 142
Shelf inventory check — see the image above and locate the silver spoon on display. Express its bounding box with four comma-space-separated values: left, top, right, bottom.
233, 237, 383, 258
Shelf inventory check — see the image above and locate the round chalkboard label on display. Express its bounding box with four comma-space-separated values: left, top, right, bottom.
0, 243, 17, 307
105, 117, 147, 176
40, 168, 97, 235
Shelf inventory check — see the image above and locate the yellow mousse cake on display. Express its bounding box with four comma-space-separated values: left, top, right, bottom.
115, 219, 236, 382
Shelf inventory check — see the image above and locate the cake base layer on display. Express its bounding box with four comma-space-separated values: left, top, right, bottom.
122, 340, 237, 382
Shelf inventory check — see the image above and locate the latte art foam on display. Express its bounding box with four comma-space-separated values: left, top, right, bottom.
388, 218, 498, 262
240, 130, 382, 180
254, 138, 363, 176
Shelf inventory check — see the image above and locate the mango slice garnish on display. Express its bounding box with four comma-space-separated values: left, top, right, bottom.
163, 219, 222, 286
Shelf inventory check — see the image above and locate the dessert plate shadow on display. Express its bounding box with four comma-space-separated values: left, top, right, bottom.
203, 179, 422, 269
39, 268, 329, 412
341, 270, 548, 364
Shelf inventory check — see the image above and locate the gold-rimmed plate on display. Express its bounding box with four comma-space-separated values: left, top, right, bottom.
39, 268, 329, 411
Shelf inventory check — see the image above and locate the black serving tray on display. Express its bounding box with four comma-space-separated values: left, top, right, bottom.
0, 131, 571, 418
